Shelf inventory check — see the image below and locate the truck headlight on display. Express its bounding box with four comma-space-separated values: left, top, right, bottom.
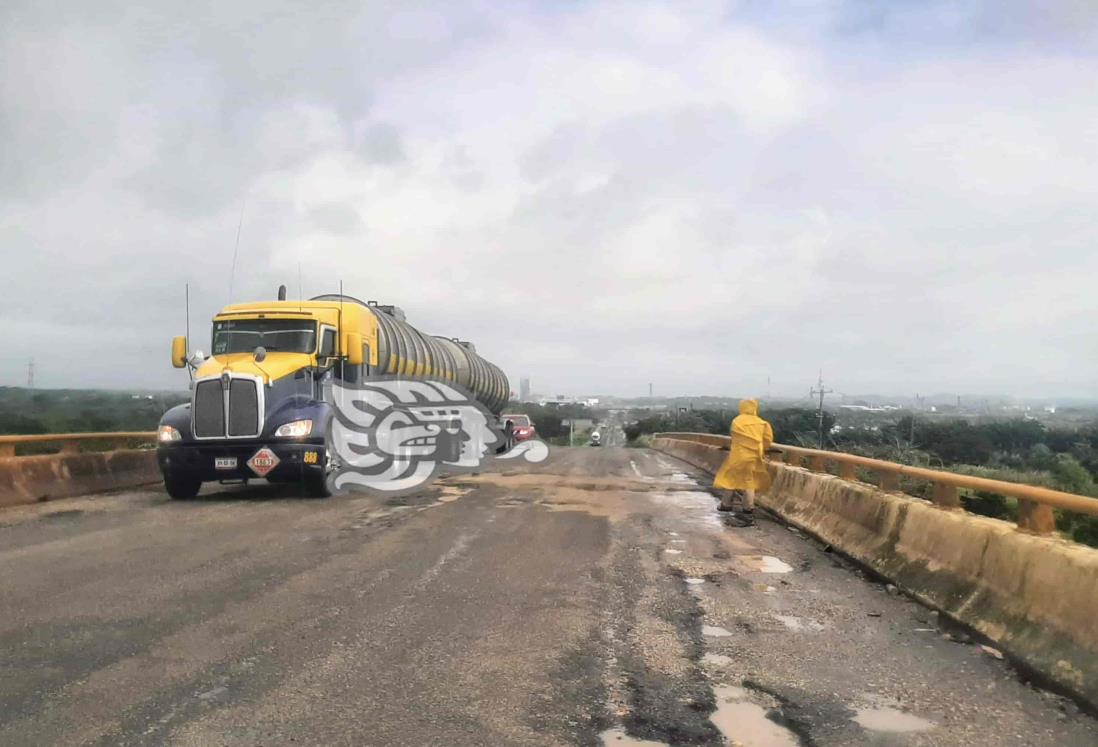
158, 425, 182, 442
275, 419, 313, 438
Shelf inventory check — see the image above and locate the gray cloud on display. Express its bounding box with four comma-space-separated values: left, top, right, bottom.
2, 0, 1097, 399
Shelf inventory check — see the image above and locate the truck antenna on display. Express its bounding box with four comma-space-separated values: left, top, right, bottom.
185, 283, 193, 382
228, 195, 247, 303
338, 280, 345, 380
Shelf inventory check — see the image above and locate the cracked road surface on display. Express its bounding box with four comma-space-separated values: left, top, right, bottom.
1, 447, 1096, 746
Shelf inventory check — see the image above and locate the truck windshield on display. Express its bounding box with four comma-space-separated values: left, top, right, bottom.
212, 319, 317, 355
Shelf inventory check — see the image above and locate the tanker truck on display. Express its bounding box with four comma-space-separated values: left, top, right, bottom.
156, 291, 510, 498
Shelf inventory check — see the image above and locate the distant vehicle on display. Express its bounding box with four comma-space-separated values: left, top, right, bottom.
502, 414, 537, 444
590, 430, 602, 446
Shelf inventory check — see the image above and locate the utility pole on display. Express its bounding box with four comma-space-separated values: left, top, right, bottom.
26, 358, 34, 389
810, 370, 833, 449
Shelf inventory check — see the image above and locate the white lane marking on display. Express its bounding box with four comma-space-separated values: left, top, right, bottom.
665, 549, 682, 555
854, 707, 936, 733
629, 460, 643, 478
685, 577, 705, 585
702, 625, 732, 637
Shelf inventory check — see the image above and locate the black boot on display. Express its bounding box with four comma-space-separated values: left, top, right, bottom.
726, 509, 756, 527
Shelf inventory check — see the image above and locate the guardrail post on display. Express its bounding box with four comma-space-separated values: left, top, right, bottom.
878, 471, 900, 492
809, 455, 826, 472
784, 451, 801, 468
0, 444, 14, 458
1017, 500, 1056, 535
933, 483, 961, 510
838, 462, 857, 481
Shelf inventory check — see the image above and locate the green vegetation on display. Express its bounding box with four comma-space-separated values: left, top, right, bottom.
0, 387, 188, 435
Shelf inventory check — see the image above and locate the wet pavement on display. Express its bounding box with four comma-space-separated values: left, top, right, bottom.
0, 447, 1095, 746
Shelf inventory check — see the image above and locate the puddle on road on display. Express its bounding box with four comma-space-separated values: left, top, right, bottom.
703, 625, 733, 637
711, 686, 800, 747
738, 555, 794, 573
653, 490, 724, 529
854, 707, 935, 733
599, 728, 669, 746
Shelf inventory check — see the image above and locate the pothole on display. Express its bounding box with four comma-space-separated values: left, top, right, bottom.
711, 685, 801, 747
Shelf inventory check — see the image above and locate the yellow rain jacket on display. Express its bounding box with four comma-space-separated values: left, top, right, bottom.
713, 399, 774, 492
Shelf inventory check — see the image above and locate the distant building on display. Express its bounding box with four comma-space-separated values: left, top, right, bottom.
519, 377, 531, 402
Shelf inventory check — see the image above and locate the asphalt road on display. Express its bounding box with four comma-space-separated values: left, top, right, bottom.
1, 447, 1095, 746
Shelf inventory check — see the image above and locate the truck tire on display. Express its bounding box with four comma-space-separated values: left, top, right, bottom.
164, 473, 201, 500
305, 473, 332, 498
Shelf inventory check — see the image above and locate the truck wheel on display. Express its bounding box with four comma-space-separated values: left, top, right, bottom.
305, 473, 333, 498
164, 473, 201, 500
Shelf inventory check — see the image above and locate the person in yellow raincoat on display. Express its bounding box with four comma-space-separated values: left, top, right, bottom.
713, 399, 773, 525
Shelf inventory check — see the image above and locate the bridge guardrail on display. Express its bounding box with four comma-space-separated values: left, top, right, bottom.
0, 432, 158, 458
654, 432, 1098, 535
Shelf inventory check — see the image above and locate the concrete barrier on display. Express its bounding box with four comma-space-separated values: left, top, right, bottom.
0, 450, 160, 509
652, 436, 1098, 708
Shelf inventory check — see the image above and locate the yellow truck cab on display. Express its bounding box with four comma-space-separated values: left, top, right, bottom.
157, 291, 509, 498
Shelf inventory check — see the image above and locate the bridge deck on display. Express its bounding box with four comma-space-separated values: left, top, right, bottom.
0, 447, 1093, 746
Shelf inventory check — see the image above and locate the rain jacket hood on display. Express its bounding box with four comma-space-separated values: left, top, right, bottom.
713, 399, 774, 492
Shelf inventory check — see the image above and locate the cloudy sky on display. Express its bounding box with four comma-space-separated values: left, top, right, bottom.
2, 0, 1096, 399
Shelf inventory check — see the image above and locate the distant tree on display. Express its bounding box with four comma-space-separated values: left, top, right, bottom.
0, 413, 47, 435
765, 408, 833, 446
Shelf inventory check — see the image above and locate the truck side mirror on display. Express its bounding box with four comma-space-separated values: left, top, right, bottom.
345, 332, 364, 365
171, 336, 187, 368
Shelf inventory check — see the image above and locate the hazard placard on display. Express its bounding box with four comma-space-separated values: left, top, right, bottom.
247, 447, 280, 477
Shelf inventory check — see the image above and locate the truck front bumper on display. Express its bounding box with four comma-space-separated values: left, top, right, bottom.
157, 441, 327, 482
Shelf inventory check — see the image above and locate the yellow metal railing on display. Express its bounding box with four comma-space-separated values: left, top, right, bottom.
655, 432, 1098, 535
0, 432, 157, 458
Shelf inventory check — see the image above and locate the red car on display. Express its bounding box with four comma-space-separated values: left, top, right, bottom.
502, 414, 537, 443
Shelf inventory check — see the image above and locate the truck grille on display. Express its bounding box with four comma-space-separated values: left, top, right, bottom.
193, 381, 224, 438
228, 379, 259, 436
192, 377, 261, 438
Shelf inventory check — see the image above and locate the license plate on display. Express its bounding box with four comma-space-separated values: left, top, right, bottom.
214, 457, 238, 470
